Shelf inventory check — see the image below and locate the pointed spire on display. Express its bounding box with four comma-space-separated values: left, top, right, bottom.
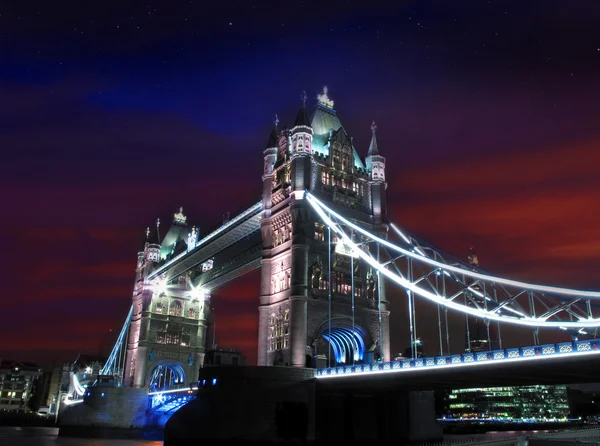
293, 90, 311, 127
368, 121, 380, 156
146, 223, 160, 245
266, 114, 279, 148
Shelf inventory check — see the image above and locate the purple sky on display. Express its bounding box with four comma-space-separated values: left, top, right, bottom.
1, 1, 599, 366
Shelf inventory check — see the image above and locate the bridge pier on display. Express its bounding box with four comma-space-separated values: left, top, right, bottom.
164, 366, 442, 445
316, 386, 442, 443
59, 386, 157, 438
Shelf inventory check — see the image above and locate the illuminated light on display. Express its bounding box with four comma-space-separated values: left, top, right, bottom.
290, 190, 305, 200
72, 374, 86, 396
189, 285, 207, 300
101, 393, 105, 397
390, 223, 411, 244
212, 378, 217, 386
63, 399, 83, 406
467, 286, 485, 299
335, 241, 359, 258
201, 259, 214, 272
413, 247, 427, 257
306, 192, 600, 299
305, 193, 600, 328
316, 348, 600, 380
149, 202, 262, 280
153, 277, 169, 296
148, 386, 198, 396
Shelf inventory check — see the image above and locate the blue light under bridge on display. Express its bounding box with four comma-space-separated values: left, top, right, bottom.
149, 364, 185, 392
321, 326, 366, 365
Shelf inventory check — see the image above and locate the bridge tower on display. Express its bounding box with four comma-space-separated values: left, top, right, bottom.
259, 88, 391, 368
124, 210, 209, 389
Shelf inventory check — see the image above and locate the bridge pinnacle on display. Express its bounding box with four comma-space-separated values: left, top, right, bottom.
368, 120, 380, 156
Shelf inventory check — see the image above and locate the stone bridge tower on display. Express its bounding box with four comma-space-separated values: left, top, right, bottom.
259, 88, 390, 368
124, 210, 209, 389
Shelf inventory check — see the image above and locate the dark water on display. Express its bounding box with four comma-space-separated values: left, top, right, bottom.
0, 427, 162, 446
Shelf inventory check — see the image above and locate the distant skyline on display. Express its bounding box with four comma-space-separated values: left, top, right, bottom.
1, 1, 600, 366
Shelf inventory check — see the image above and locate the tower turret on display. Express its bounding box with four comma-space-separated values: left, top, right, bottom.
366, 121, 387, 222
263, 115, 279, 176
290, 91, 313, 156
366, 121, 386, 182
144, 223, 161, 264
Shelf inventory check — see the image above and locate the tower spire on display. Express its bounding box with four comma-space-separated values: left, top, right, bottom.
293, 90, 310, 127
265, 114, 279, 149
368, 121, 380, 156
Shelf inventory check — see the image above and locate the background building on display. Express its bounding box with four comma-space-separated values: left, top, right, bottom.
0, 360, 43, 412
443, 384, 570, 421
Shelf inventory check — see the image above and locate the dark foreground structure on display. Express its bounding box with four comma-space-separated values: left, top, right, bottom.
164, 366, 442, 445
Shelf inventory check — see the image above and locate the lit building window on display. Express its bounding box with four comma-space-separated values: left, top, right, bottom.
314, 223, 325, 241
157, 332, 181, 345
321, 171, 330, 186
268, 309, 289, 352
169, 300, 183, 316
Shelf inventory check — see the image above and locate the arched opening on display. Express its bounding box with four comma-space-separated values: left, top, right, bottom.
148, 364, 185, 392
313, 323, 368, 367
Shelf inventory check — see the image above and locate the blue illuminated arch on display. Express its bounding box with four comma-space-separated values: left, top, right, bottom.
318, 322, 367, 365
148, 364, 185, 392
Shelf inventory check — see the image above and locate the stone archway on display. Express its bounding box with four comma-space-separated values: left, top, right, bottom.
312, 318, 370, 366
147, 360, 186, 392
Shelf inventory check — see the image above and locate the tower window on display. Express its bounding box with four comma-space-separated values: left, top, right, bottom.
169, 300, 183, 317
314, 223, 325, 241
268, 309, 289, 352
342, 153, 351, 170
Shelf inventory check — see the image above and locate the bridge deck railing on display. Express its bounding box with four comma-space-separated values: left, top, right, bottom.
316, 339, 600, 377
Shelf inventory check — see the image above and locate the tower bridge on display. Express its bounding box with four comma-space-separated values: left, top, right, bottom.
60, 88, 600, 443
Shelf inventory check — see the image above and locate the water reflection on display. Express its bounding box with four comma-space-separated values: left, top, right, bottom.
0, 427, 162, 446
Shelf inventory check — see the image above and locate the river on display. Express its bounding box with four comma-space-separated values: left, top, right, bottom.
0, 427, 162, 446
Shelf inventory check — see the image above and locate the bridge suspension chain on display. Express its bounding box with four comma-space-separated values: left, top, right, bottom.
306, 192, 600, 330
99, 305, 133, 381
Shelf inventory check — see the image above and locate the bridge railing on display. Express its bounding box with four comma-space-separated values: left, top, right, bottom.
316, 338, 600, 377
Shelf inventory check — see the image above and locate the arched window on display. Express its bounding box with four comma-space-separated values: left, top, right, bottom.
342, 152, 350, 170
311, 264, 322, 289
169, 300, 183, 316
268, 310, 288, 352
333, 149, 341, 164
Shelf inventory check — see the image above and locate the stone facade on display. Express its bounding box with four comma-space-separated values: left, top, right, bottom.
124, 212, 209, 390
259, 90, 391, 368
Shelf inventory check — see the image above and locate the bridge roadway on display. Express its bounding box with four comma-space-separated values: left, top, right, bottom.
316, 338, 600, 391
148, 202, 263, 289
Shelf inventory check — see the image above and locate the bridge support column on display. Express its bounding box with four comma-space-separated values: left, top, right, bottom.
133, 347, 148, 388
290, 298, 308, 367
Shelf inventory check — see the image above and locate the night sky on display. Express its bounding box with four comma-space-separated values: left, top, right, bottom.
2, 1, 600, 367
